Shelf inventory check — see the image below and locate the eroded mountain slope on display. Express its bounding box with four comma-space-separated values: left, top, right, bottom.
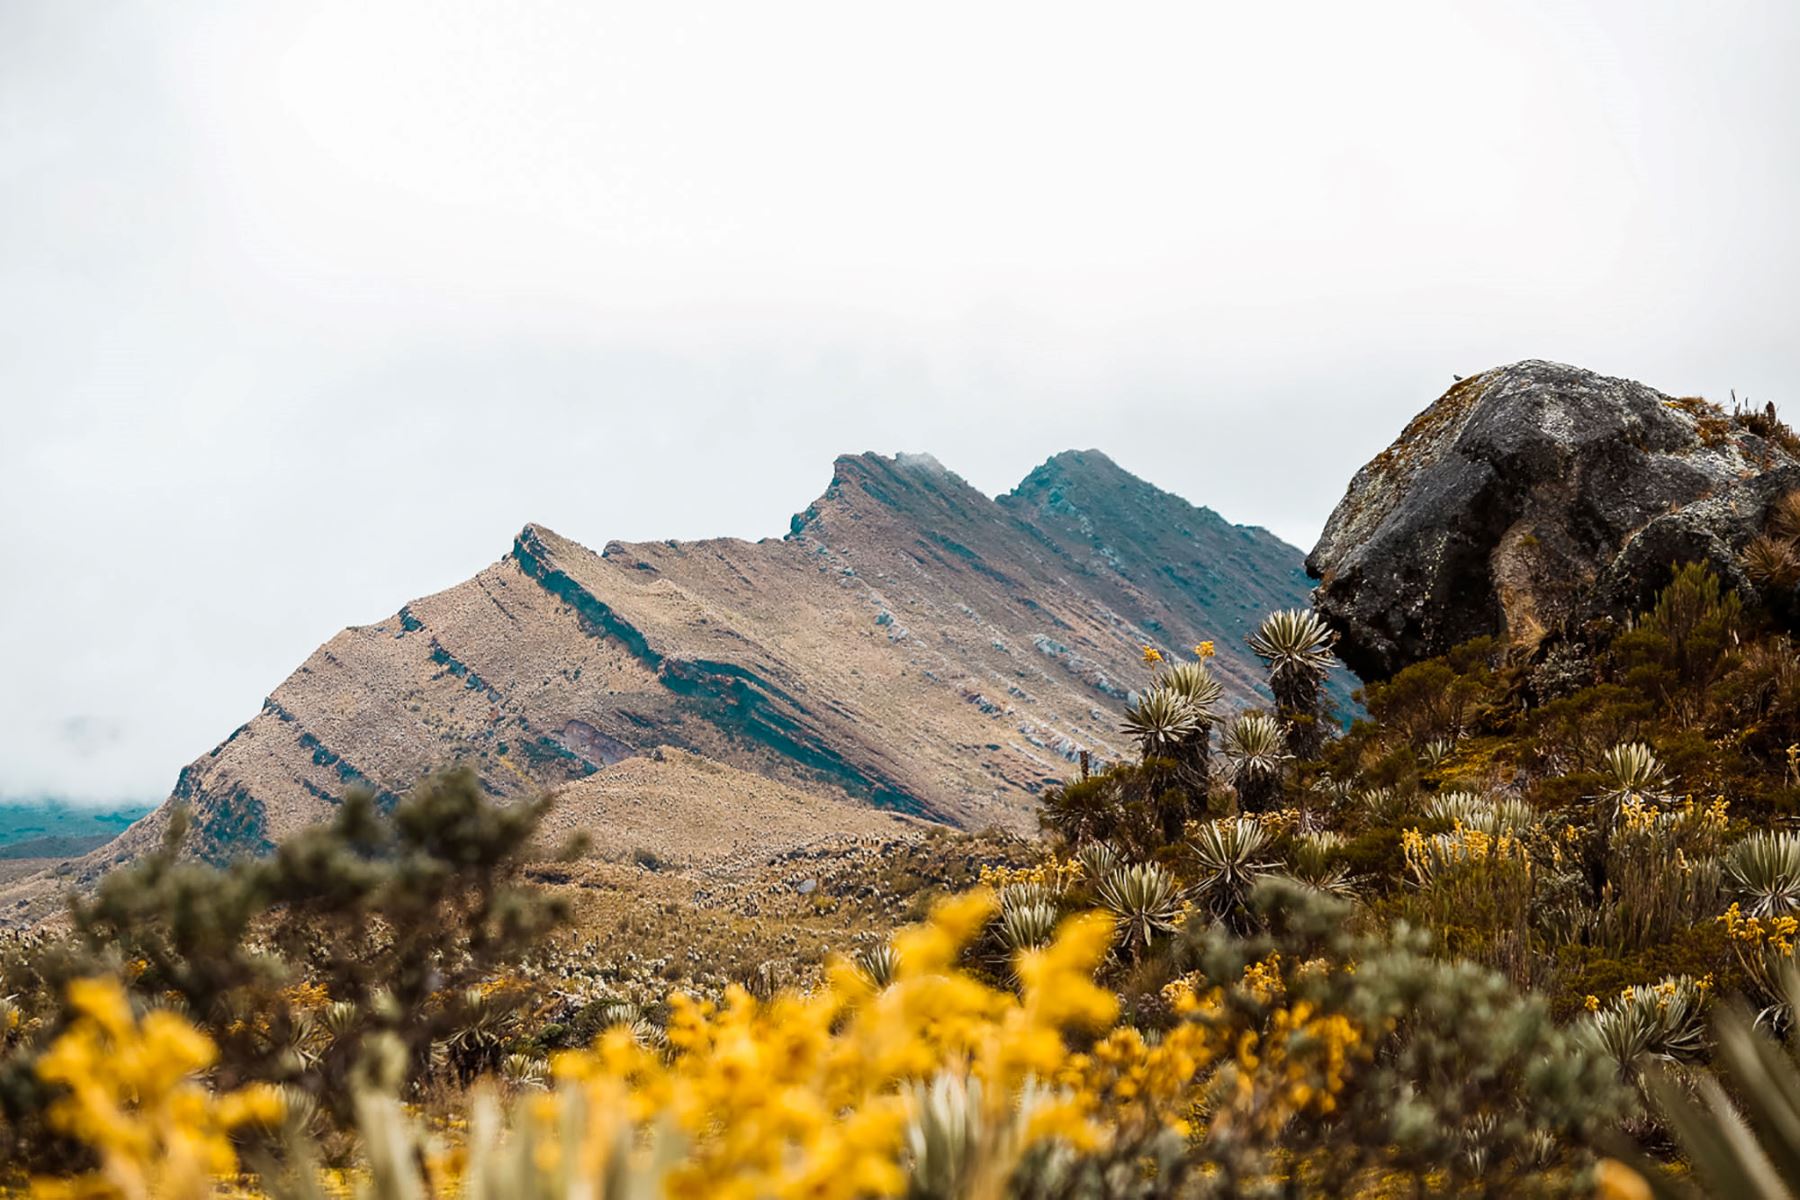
15, 449, 1327, 901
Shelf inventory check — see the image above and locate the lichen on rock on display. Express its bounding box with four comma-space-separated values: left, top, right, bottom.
1308, 360, 1800, 680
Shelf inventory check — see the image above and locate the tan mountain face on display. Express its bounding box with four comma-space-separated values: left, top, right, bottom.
11, 449, 1330, 908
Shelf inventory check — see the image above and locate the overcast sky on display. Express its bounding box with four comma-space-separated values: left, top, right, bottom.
3, 1, 1798, 803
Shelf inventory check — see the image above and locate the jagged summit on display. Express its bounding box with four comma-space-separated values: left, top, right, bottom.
1005, 449, 1241, 539
792, 450, 999, 540
1008, 448, 1131, 495
3, 448, 1331, 913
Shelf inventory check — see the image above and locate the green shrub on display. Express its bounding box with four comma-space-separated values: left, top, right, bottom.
0, 768, 579, 1162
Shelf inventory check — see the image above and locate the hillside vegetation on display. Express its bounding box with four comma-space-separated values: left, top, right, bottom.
11, 553, 1800, 1196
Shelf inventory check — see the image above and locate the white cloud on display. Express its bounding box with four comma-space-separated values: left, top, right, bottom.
2, 0, 1797, 799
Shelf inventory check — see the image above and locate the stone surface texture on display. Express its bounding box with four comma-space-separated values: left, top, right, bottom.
1309, 360, 1800, 680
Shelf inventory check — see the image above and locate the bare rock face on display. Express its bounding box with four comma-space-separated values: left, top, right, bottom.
1308, 360, 1800, 682
3, 449, 1332, 910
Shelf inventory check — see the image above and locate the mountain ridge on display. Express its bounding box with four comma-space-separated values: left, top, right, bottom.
0, 448, 1340, 918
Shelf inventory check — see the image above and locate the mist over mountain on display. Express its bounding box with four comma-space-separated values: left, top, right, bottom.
0, 799, 151, 861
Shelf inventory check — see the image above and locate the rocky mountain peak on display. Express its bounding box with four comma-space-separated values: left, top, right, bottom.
1009, 448, 1122, 492
1003, 449, 1238, 539
787, 452, 975, 539
0, 447, 1336, 920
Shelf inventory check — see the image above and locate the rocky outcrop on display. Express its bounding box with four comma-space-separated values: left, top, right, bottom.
1308, 360, 1800, 681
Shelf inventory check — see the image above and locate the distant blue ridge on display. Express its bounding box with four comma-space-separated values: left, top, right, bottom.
0, 798, 155, 854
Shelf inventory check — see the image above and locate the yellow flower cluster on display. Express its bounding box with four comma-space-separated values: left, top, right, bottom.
1161, 955, 1297, 1013
1702, 795, 1732, 829
1721, 902, 1800, 955
1185, 811, 1298, 845
278, 979, 331, 1012
1616, 796, 1659, 834
1065, 1023, 1215, 1139
31, 977, 284, 1200
1239, 954, 1286, 1005
546, 890, 1120, 1200
1241, 1001, 1362, 1121
1253, 809, 1302, 836
29, 892, 1383, 1199
1617, 793, 1730, 835
1649, 974, 1712, 1003
1159, 971, 1206, 1010
1091, 961, 1365, 1142
1142, 645, 1164, 666
978, 856, 1083, 892
1195, 641, 1216, 660
1720, 903, 1800, 1011
1401, 822, 1532, 884
1587, 975, 1713, 1021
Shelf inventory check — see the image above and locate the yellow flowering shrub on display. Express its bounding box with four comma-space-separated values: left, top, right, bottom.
1402, 822, 1533, 883
1250, 808, 1302, 837
1721, 902, 1800, 954
21, 881, 1624, 1198
1399, 821, 1537, 974
1063, 1023, 1215, 1140
1237, 953, 1286, 1006
1235, 1000, 1362, 1125
30, 977, 283, 1200
976, 857, 1083, 894
539, 890, 1121, 1200
1581, 792, 1733, 954
1721, 901, 1800, 1014
1616, 794, 1730, 837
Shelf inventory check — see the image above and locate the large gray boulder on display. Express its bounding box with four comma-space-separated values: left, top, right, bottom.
1307, 360, 1800, 681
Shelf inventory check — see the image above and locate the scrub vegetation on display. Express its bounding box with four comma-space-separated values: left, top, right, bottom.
13, 563, 1800, 1195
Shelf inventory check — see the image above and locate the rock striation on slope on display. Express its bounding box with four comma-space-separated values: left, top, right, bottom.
43, 450, 1330, 884
1308, 360, 1800, 681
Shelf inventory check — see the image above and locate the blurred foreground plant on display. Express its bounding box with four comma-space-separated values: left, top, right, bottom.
31, 976, 283, 1199
1609, 970, 1800, 1199
25, 879, 1631, 1199
0, 769, 578, 1168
